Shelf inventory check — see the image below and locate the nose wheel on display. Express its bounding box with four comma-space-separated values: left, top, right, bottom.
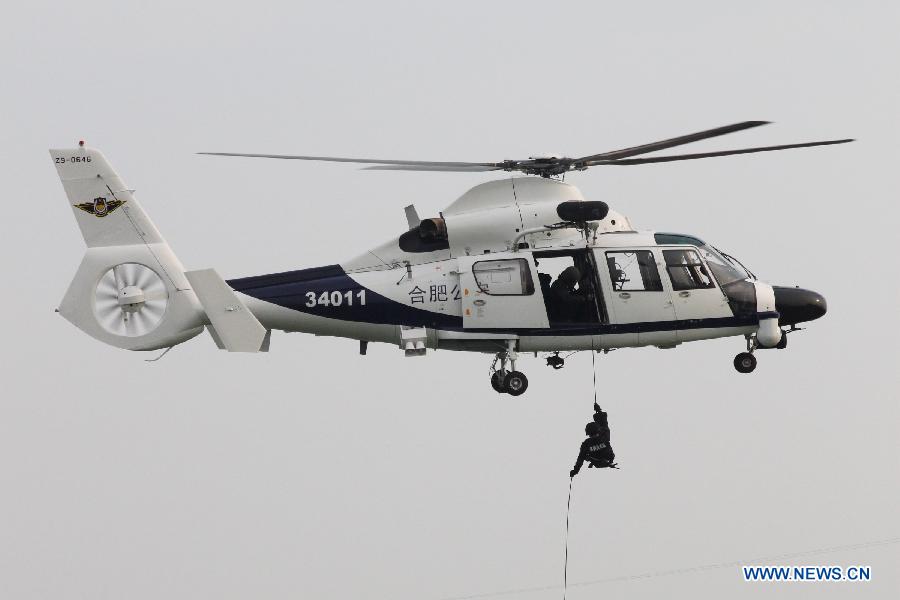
733, 352, 757, 373
734, 335, 759, 373
490, 341, 529, 395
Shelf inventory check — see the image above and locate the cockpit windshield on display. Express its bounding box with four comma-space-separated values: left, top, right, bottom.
703, 246, 753, 285
654, 233, 753, 285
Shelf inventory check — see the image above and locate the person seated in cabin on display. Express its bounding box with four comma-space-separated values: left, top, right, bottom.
548, 266, 591, 323
607, 256, 628, 290
570, 420, 616, 478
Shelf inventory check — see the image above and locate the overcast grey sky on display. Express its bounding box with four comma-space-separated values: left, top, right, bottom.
1, 1, 897, 598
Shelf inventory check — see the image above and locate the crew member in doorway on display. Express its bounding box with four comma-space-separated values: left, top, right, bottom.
548, 266, 591, 322
570, 419, 617, 477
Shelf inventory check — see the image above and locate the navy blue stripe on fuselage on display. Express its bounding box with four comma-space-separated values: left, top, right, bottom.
227, 264, 463, 329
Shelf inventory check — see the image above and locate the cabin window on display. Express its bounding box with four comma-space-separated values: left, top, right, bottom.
472, 258, 535, 296
605, 250, 663, 292
663, 249, 715, 290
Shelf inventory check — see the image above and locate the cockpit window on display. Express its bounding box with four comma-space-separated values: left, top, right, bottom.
663, 249, 715, 290
701, 247, 750, 286
654, 232, 752, 285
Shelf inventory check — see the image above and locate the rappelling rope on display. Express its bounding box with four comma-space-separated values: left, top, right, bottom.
563, 338, 599, 600
563, 477, 573, 600
561, 337, 598, 600
590, 337, 598, 408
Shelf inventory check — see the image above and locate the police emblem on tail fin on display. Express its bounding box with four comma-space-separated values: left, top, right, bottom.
74, 196, 125, 217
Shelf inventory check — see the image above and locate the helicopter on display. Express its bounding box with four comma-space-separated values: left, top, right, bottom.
52, 121, 848, 395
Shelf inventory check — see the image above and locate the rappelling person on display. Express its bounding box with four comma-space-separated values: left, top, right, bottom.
592, 403, 610, 431
592, 403, 614, 459
570, 409, 617, 477
548, 266, 591, 322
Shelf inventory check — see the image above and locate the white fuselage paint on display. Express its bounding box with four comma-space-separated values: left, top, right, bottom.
241, 236, 764, 354
230, 177, 770, 354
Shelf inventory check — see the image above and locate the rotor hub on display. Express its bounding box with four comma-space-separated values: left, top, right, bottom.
94, 263, 169, 336
118, 285, 145, 312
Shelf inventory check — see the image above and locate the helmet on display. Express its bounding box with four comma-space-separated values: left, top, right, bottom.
559, 266, 581, 286
585, 421, 600, 436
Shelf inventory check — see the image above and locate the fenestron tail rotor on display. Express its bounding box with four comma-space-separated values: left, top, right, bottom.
94, 263, 169, 337
198, 121, 853, 178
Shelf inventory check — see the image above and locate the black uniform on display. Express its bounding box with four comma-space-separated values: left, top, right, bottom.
570, 406, 616, 477
570, 435, 615, 477
548, 267, 591, 322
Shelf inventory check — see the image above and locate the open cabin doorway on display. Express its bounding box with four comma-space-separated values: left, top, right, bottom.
533, 249, 607, 327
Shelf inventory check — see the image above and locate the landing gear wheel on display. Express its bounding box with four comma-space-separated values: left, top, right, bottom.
490, 372, 506, 393
733, 352, 757, 373
504, 371, 529, 396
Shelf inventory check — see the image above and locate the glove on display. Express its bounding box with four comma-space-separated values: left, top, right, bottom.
569, 469, 577, 478
594, 403, 601, 412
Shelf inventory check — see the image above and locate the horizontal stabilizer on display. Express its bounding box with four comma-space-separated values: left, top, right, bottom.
185, 269, 267, 352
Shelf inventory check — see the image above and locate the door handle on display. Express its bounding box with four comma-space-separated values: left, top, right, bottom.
678, 291, 691, 298
619, 292, 631, 299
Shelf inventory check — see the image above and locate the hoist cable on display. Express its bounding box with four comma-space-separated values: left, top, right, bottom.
563, 477, 573, 600
590, 338, 598, 408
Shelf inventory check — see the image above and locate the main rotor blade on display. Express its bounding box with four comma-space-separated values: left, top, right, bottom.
198, 152, 500, 169
574, 121, 771, 163
590, 139, 854, 165
363, 164, 502, 172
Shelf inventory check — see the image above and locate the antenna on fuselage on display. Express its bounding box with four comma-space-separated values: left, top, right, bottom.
404, 205, 421, 229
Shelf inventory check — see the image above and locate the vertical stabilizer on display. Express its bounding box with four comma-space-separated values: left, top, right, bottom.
51, 144, 165, 248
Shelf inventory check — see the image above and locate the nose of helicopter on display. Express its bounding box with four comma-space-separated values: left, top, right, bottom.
773, 286, 827, 326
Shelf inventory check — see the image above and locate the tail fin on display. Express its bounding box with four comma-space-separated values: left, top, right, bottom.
52, 144, 204, 350
52, 145, 165, 248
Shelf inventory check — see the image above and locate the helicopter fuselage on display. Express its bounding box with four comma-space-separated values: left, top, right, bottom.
224, 178, 823, 357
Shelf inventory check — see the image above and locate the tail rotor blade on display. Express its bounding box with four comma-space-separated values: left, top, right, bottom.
113, 265, 124, 291
134, 265, 154, 289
